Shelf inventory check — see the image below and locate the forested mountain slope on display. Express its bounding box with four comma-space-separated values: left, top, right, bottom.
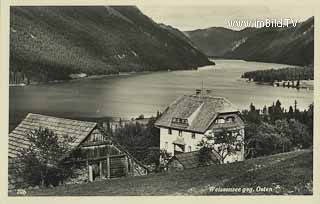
10, 6, 212, 83
185, 17, 314, 66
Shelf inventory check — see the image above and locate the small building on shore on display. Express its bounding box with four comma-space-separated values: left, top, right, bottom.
155, 93, 245, 164
8, 113, 148, 190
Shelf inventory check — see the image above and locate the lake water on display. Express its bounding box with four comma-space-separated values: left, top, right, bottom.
10, 59, 313, 122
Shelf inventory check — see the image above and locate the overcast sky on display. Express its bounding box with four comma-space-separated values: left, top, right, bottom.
138, 5, 313, 31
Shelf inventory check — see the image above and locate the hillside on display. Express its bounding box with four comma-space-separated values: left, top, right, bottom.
184, 27, 259, 57
15, 149, 312, 196
185, 17, 314, 66
10, 6, 212, 83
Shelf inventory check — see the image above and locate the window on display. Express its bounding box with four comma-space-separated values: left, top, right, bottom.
168, 128, 172, 135
226, 116, 235, 123
188, 146, 192, 152
178, 130, 182, 136
91, 132, 103, 141
192, 132, 195, 139
172, 117, 188, 125
216, 117, 225, 124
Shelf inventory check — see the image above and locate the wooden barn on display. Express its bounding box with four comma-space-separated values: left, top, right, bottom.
8, 113, 148, 190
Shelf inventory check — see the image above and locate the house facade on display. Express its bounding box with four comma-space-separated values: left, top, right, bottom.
155, 94, 245, 164
8, 113, 148, 190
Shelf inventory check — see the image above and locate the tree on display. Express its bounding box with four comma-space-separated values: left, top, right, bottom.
262, 105, 268, 121
294, 100, 298, 117
113, 117, 160, 166
16, 127, 75, 187
243, 122, 259, 158
274, 119, 293, 152
304, 103, 314, 135
198, 146, 213, 165
252, 123, 282, 156
272, 100, 283, 122
288, 119, 312, 148
242, 101, 313, 158
241, 103, 261, 124
197, 128, 239, 164
159, 149, 172, 171
288, 106, 294, 119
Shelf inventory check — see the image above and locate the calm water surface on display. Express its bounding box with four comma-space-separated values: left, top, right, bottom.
10, 60, 313, 120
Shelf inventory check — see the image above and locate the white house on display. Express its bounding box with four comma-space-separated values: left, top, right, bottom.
155, 93, 245, 164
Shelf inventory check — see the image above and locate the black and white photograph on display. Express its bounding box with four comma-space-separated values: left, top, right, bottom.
2, 0, 317, 199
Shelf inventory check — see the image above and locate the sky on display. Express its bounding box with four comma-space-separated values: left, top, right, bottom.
138, 5, 314, 31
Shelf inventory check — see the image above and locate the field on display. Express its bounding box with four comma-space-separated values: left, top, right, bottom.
11, 149, 312, 196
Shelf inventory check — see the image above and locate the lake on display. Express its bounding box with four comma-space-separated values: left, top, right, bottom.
9, 59, 313, 124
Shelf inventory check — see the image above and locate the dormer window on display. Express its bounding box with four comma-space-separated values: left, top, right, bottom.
172, 117, 188, 125
226, 116, 235, 123
215, 117, 225, 124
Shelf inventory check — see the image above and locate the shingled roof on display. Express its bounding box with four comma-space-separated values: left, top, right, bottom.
9, 113, 97, 158
171, 151, 220, 169
155, 95, 239, 133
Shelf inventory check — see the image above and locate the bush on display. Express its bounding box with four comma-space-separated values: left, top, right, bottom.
15, 127, 75, 187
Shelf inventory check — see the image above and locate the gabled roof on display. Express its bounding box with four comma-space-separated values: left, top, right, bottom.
171, 151, 220, 169
9, 113, 97, 158
155, 95, 239, 133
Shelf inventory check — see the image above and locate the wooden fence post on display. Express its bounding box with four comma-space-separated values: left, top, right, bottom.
99, 161, 103, 179
124, 156, 129, 176
87, 160, 93, 182
107, 155, 110, 179
86, 160, 89, 182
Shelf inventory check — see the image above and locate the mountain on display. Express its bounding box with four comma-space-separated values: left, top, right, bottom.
10, 6, 212, 83
160, 24, 198, 48
184, 27, 259, 57
185, 17, 314, 66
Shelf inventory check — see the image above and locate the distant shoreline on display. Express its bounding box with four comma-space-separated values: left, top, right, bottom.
9, 64, 216, 87
9, 71, 151, 87
245, 79, 314, 90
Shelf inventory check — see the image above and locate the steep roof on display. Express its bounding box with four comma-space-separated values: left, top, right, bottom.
155, 95, 239, 133
9, 113, 97, 158
171, 151, 220, 169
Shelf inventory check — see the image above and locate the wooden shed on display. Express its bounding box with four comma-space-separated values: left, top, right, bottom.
167, 151, 219, 172
8, 113, 148, 190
